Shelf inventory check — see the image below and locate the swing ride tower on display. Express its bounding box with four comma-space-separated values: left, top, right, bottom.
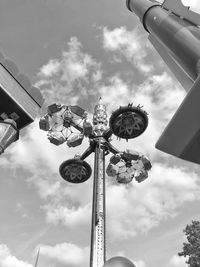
39, 98, 152, 267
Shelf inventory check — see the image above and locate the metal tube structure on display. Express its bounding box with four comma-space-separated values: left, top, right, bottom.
126, 0, 200, 165
90, 138, 106, 267
126, 0, 200, 85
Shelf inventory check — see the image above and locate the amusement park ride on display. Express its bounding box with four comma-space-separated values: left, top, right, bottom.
1, 0, 200, 266
39, 98, 152, 267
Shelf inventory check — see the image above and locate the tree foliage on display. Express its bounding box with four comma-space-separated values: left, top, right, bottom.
178, 220, 200, 267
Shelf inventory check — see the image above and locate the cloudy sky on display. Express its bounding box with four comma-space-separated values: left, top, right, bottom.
0, 0, 200, 267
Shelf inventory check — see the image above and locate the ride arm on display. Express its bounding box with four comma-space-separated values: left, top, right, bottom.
80, 142, 96, 161
104, 142, 120, 155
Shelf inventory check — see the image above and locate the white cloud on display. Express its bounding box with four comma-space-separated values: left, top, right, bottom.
133, 260, 146, 267
36, 36, 102, 105
28, 173, 61, 199
43, 202, 91, 227
98, 75, 130, 110
182, 0, 200, 12
0, 157, 10, 166
39, 37, 90, 81
106, 163, 200, 239
40, 243, 89, 267
39, 59, 60, 77
102, 26, 153, 74
0, 244, 32, 267
169, 255, 187, 267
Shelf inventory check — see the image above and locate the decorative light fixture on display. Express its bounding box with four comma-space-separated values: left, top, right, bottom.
0, 119, 19, 154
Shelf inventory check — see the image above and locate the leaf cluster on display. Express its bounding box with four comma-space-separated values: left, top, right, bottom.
178, 221, 200, 267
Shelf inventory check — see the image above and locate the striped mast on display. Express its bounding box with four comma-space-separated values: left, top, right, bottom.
90, 98, 107, 267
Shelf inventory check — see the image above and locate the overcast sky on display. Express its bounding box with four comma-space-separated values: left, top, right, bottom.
0, 1, 200, 267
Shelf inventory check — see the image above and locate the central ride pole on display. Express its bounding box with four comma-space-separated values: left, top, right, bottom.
90, 137, 106, 267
